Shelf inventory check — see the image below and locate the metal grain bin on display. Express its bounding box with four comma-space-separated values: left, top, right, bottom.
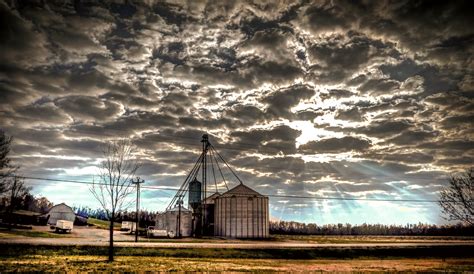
188, 179, 202, 209
214, 184, 269, 238
155, 206, 192, 237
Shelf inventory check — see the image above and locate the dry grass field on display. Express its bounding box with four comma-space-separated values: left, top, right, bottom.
0, 243, 473, 272
1, 226, 473, 272
1, 255, 473, 272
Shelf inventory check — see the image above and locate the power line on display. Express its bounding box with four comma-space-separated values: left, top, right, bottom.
6, 174, 442, 203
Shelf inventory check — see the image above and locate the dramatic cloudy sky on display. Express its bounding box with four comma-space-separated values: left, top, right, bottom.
1, 0, 473, 224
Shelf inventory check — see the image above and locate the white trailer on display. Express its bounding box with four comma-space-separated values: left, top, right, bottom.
121, 221, 137, 233
55, 220, 73, 233
146, 226, 168, 238
121, 221, 133, 231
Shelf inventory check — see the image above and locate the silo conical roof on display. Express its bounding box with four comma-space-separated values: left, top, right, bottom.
220, 183, 264, 197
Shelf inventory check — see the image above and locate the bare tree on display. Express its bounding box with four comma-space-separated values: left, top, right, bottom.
7, 175, 31, 227
0, 130, 17, 195
439, 168, 474, 225
90, 139, 140, 262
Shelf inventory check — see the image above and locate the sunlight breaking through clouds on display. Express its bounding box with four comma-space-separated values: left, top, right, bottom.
0, 0, 472, 224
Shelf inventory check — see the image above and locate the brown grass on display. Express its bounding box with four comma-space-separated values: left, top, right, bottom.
0, 229, 67, 238
1, 255, 473, 272
272, 234, 474, 244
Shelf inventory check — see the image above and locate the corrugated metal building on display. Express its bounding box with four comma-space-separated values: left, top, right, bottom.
214, 183, 269, 238
162, 135, 269, 238
155, 206, 192, 237
46, 203, 75, 225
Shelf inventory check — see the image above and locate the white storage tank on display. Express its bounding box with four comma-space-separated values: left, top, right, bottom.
214, 183, 269, 238
155, 206, 192, 237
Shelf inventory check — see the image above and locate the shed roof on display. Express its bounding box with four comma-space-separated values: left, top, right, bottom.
219, 183, 264, 197
204, 192, 220, 204
48, 202, 74, 213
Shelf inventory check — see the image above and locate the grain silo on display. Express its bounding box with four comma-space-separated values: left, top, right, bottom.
155, 206, 192, 237
214, 183, 269, 238
164, 134, 270, 238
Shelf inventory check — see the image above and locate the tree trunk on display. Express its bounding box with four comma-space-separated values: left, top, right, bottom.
8, 179, 16, 230
108, 216, 114, 262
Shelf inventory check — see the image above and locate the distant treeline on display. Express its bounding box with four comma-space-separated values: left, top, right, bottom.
270, 221, 474, 236
76, 204, 474, 236
0, 193, 53, 214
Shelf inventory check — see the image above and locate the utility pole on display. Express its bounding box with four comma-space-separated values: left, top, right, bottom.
132, 177, 145, 243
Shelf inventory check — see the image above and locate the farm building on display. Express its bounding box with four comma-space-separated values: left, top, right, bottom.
159, 134, 269, 238
155, 207, 192, 237
45, 203, 75, 225
214, 184, 269, 238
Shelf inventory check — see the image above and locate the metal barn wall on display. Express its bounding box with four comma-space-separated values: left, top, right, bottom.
155, 209, 192, 237
47, 203, 75, 225
214, 195, 269, 238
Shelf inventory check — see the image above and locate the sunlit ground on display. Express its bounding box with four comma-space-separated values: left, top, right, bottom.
1, 256, 473, 272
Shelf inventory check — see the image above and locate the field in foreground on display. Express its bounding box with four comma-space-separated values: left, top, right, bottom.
0, 244, 473, 272
1, 255, 473, 272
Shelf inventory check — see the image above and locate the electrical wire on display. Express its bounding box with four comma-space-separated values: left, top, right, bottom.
210, 146, 229, 191
209, 148, 218, 193
210, 144, 243, 184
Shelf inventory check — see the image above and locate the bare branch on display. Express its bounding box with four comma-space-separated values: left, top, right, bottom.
90, 139, 141, 219
438, 168, 474, 225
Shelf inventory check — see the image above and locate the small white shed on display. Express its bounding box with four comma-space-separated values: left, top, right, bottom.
46, 203, 75, 225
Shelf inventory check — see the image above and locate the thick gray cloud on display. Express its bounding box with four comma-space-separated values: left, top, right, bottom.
230, 125, 301, 155
299, 136, 371, 154
263, 84, 315, 119
0, 0, 472, 224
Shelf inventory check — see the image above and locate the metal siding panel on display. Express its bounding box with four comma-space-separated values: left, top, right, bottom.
215, 198, 219, 236
264, 197, 267, 238
220, 198, 223, 236
219, 198, 222, 236
217, 198, 221, 236
231, 197, 234, 238
232, 197, 236, 237
221, 198, 225, 236
252, 197, 257, 238
243, 198, 248, 238
221, 198, 224, 236
225, 197, 230, 237
241, 197, 245, 238
220, 198, 224, 236
235, 197, 242, 237
248, 199, 253, 238
256, 197, 259, 238
228, 197, 232, 237
257, 197, 262, 238
265, 197, 270, 238
265, 197, 268, 238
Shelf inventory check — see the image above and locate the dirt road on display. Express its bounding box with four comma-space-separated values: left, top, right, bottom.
1, 226, 474, 249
